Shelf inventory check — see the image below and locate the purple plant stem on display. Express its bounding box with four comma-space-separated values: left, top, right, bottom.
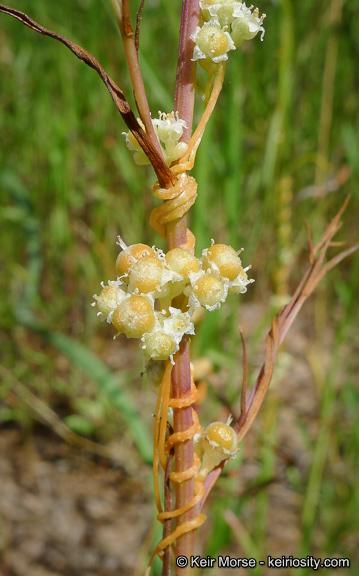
174, 0, 200, 142
168, 2, 200, 571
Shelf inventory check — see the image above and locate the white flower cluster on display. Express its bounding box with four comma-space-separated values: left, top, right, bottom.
191, 1, 266, 65
123, 111, 188, 166
93, 239, 253, 363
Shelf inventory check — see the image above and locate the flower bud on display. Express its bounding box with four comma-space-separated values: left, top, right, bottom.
115, 244, 155, 278
231, 4, 266, 47
206, 422, 238, 452
165, 248, 200, 278
201, 0, 238, 27
143, 331, 178, 361
203, 243, 242, 280
129, 255, 164, 294
227, 266, 250, 294
94, 285, 118, 317
123, 120, 150, 166
194, 420, 239, 479
94, 284, 127, 320
196, 25, 232, 60
216, 4, 237, 27
112, 295, 155, 338
194, 275, 225, 308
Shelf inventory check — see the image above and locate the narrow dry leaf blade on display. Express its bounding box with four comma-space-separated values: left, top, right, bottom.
234, 318, 279, 442
135, 0, 146, 52
202, 198, 358, 505
0, 2, 174, 187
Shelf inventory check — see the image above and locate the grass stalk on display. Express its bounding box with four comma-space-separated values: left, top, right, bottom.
315, 0, 345, 186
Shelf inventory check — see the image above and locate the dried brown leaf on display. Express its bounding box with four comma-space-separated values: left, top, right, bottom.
202, 197, 358, 505
135, 0, 146, 53
0, 2, 174, 188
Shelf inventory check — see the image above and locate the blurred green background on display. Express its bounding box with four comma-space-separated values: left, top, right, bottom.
0, 0, 358, 574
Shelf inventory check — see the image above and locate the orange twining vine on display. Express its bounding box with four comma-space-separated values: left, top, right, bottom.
150, 62, 227, 248
150, 173, 198, 244
145, 361, 206, 575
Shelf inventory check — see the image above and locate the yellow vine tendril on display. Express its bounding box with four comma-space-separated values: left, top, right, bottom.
150, 172, 198, 247
150, 63, 226, 250
146, 362, 206, 575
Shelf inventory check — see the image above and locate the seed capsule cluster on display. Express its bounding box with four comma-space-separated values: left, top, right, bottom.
94, 238, 252, 362
194, 418, 239, 479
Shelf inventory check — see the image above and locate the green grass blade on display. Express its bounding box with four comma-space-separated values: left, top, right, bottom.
17, 312, 153, 464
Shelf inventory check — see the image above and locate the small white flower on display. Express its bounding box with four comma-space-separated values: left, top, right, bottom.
152, 112, 188, 165
123, 112, 188, 167
201, 242, 253, 294
227, 265, 254, 295
203, 1, 243, 28
185, 269, 229, 311
93, 282, 127, 322
141, 307, 195, 363
191, 21, 236, 64
164, 307, 195, 339
231, 3, 266, 46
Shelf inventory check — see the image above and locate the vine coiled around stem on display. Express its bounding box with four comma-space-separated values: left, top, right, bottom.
145, 362, 206, 575
150, 172, 197, 251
